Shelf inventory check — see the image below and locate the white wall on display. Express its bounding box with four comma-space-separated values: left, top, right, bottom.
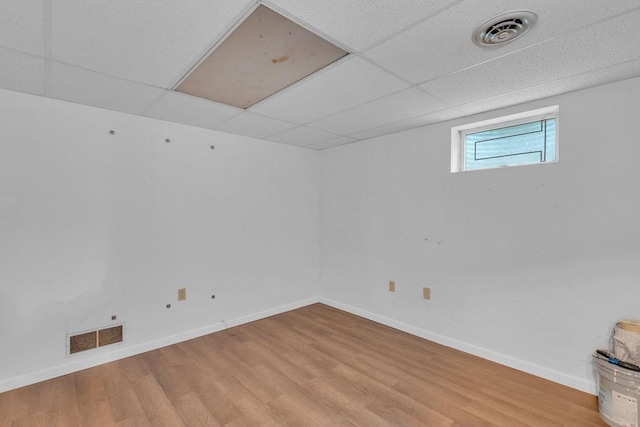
319, 76, 640, 394
0, 89, 319, 393
3, 76, 639, 396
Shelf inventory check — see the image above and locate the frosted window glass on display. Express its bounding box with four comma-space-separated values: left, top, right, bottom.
464, 118, 556, 171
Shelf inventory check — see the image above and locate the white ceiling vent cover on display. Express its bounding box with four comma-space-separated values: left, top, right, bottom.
473, 11, 537, 47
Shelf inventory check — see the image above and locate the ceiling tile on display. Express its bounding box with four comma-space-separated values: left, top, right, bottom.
251, 56, 409, 124
458, 58, 640, 117
349, 107, 467, 140
420, 9, 640, 106
50, 0, 254, 87
0, 48, 45, 97
366, 0, 640, 84
266, 0, 458, 51
215, 112, 298, 140
50, 62, 167, 115
308, 88, 447, 135
267, 126, 339, 147
307, 136, 358, 150
144, 92, 242, 130
0, 1, 45, 56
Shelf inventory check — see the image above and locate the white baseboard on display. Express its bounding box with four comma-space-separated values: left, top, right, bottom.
319, 297, 596, 395
0, 297, 318, 394
2, 296, 596, 395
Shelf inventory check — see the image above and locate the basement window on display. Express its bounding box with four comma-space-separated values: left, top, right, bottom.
451, 105, 558, 172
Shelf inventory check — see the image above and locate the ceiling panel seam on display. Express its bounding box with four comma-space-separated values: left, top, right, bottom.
356, 53, 449, 102
43, 0, 52, 97
262, 124, 334, 141
247, 54, 355, 111
358, 0, 467, 53
168, 1, 260, 91
299, 86, 445, 128
214, 110, 300, 132
452, 55, 640, 112
260, 0, 356, 54
265, 125, 340, 143
139, 90, 173, 117
45, 58, 169, 90
346, 105, 458, 136
281, 85, 441, 128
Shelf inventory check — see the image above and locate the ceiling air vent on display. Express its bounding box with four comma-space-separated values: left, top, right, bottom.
473, 11, 537, 47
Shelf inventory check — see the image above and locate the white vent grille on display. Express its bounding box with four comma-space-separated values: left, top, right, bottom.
473, 11, 537, 47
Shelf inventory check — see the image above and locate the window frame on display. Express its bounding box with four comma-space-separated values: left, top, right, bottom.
451, 105, 559, 173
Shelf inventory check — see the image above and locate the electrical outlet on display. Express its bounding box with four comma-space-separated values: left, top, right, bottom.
178, 288, 186, 301
423, 287, 431, 300
389, 280, 396, 292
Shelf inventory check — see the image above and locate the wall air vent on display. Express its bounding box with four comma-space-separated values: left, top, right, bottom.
69, 331, 97, 355
98, 325, 123, 347
473, 11, 537, 47
68, 324, 125, 355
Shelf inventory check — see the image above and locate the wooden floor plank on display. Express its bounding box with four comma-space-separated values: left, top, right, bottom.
73, 368, 116, 426
130, 374, 185, 426
0, 303, 605, 426
214, 375, 283, 425
301, 377, 391, 426
171, 392, 219, 426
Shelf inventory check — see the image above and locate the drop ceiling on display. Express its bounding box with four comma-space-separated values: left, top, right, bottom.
2, 0, 640, 150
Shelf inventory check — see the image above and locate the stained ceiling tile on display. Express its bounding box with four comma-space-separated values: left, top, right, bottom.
267, 126, 339, 147
0, 48, 46, 97
265, 0, 459, 51
0, 1, 45, 56
366, 0, 640, 84
50, 63, 167, 115
308, 88, 447, 135
176, 5, 347, 109
420, 9, 640, 106
144, 92, 242, 130
51, 0, 255, 87
215, 112, 298, 140
251, 56, 409, 124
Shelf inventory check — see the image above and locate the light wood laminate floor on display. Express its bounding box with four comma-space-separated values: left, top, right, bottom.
0, 303, 605, 426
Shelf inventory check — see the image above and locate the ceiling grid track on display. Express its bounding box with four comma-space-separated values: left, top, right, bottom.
42, 0, 53, 97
